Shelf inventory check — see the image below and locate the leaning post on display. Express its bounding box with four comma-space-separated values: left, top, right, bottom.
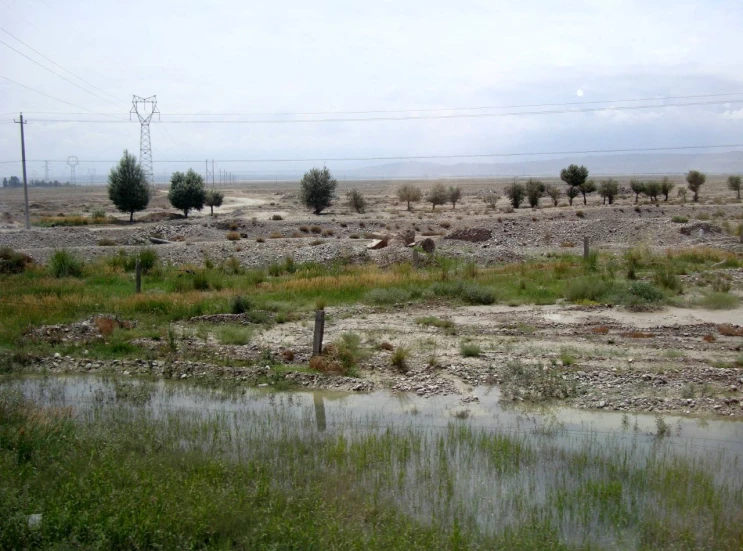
312, 309, 325, 356
135, 259, 142, 293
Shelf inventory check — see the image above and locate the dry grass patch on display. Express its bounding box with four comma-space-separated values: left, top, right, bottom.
591, 326, 610, 334
717, 324, 743, 337
620, 332, 656, 339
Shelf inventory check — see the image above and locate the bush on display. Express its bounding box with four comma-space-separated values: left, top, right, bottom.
91, 208, 106, 220
231, 295, 252, 314
49, 249, 83, 278
653, 264, 682, 292
226, 231, 240, 241
365, 288, 411, 305
431, 281, 496, 305
0, 247, 33, 274
271, 214, 283, 221
460, 342, 482, 357
310, 225, 322, 234
671, 215, 689, 223
564, 276, 612, 303
97, 238, 116, 246
698, 292, 740, 310
391, 344, 411, 371
346, 189, 367, 213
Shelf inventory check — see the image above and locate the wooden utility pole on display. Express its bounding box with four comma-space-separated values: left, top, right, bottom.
312, 309, 325, 356
14, 113, 30, 229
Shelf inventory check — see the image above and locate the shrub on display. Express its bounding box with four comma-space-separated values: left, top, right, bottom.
49, 249, 83, 278
0, 247, 33, 274
231, 295, 252, 314
415, 316, 456, 333
322, 229, 334, 237
430, 281, 496, 305
652, 264, 682, 292
717, 324, 743, 337
425, 183, 448, 211
564, 276, 611, 303
335, 332, 366, 371
501, 361, 575, 401
346, 189, 367, 213
256, 237, 265, 243
460, 342, 482, 357
575, 210, 585, 218
226, 231, 240, 241
365, 288, 411, 305
271, 214, 283, 220
204, 189, 224, 215
310, 225, 322, 234
91, 208, 106, 220
138, 248, 159, 273
697, 292, 740, 310
97, 238, 116, 246
391, 344, 411, 371
504, 182, 526, 208
671, 215, 689, 223
620, 281, 665, 310
686, 170, 706, 202
228, 222, 239, 231
299, 225, 309, 233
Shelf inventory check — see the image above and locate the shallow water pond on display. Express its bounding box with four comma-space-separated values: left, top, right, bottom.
6, 374, 743, 550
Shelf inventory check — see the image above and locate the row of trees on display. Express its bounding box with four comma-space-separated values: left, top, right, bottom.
107, 151, 224, 222
2, 177, 73, 188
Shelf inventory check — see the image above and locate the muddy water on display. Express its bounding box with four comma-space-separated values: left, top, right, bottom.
7, 374, 743, 548
13, 374, 743, 457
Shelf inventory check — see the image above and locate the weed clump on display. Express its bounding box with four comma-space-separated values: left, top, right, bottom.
49, 249, 84, 278
226, 231, 240, 241
391, 344, 411, 371
671, 215, 689, 223
231, 295, 252, 314
460, 342, 482, 357
697, 292, 740, 310
365, 288, 411, 305
0, 247, 33, 274
431, 281, 496, 305
501, 361, 575, 401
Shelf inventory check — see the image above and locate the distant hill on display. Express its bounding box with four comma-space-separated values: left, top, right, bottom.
342, 150, 743, 179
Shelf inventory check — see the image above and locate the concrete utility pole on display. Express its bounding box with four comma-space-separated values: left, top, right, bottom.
14, 113, 30, 229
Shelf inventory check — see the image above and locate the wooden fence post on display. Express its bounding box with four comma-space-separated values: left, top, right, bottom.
312, 309, 325, 356
135, 259, 142, 293
412, 248, 419, 269
583, 236, 590, 260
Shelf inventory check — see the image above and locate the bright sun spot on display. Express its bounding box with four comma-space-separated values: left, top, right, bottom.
576, 89, 584, 97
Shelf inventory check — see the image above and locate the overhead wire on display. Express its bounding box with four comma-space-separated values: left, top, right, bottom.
0, 26, 120, 103
25, 99, 743, 124
0, 75, 127, 119
3, 143, 743, 165
0, 38, 123, 109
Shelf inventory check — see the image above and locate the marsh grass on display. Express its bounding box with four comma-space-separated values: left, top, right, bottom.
4, 381, 741, 550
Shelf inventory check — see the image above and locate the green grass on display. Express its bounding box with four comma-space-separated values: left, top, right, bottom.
697, 292, 740, 310
2, 381, 742, 550
460, 342, 482, 357
415, 316, 456, 334
215, 325, 254, 345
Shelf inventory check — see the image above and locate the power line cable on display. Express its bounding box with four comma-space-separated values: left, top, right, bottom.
0, 75, 126, 119
24, 98, 743, 124
0, 38, 123, 108
3, 143, 742, 165
0, 26, 120, 102
13, 92, 743, 119
145, 91, 743, 117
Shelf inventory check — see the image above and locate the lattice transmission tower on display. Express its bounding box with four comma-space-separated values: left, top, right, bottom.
67, 156, 78, 185
130, 95, 159, 185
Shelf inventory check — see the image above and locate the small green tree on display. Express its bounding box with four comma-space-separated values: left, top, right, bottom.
107, 150, 150, 222
505, 182, 526, 208
545, 184, 561, 206
566, 185, 580, 206
448, 185, 463, 209
426, 183, 448, 211
728, 175, 741, 200
525, 179, 545, 208
396, 184, 422, 211
578, 179, 596, 205
659, 177, 675, 201
204, 189, 224, 216
168, 169, 206, 218
299, 167, 337, 215
644, 181, 661, 202
560, 164, 589, 205
686, 170, 705, 202
346, 188, 367, 213
598, 179, 618, 205
630, 179, 646, 203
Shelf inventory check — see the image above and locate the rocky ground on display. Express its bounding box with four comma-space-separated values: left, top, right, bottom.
2, 179, 743, 417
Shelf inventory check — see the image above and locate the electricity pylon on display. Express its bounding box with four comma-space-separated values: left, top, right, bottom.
130, 95, 159, 185
67, 156, 78, 185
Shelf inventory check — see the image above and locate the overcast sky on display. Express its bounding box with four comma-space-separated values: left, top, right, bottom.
2, 0, 743, 180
